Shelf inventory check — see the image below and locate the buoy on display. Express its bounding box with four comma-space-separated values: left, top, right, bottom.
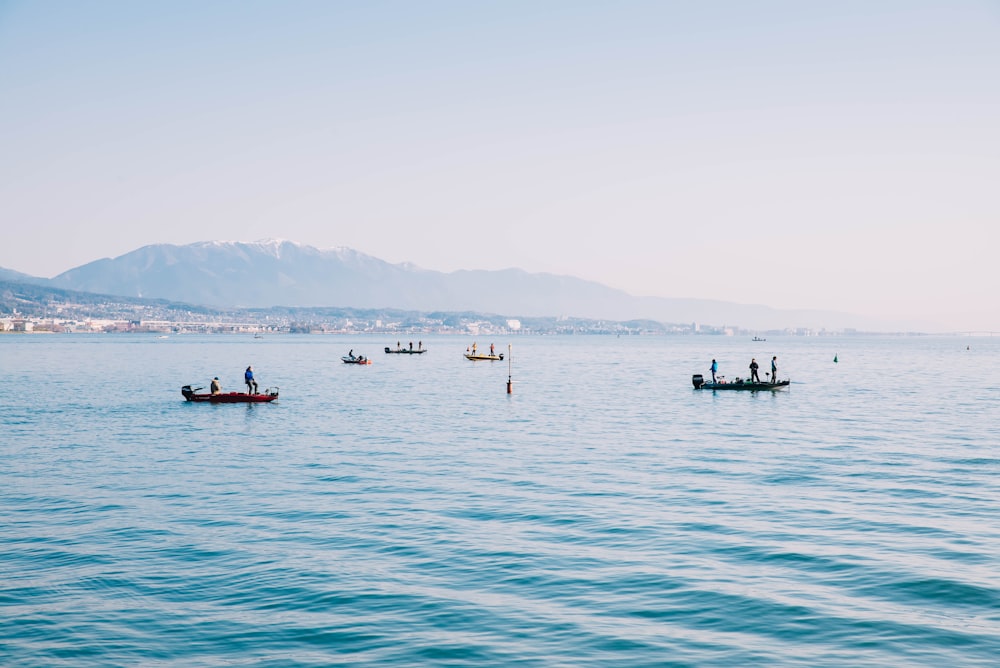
507, 344, 513, 394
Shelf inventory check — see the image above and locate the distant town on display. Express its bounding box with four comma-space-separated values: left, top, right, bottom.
0, 279, 911, 337
0, 311, 866, 337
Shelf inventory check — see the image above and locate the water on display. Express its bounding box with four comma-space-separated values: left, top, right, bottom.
2, 334, 999, 666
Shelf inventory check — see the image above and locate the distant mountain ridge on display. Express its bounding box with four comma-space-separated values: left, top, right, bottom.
0, 266, 41, 283
5, 239, 915, 330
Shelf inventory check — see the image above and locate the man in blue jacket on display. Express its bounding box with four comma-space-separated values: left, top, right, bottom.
245, 365, 258, 394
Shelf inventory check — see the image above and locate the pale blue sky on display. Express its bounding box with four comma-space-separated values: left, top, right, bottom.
2, 1, 998, 329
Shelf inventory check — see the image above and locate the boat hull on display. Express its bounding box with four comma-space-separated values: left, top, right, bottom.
342, 357, 372, 365
465, 353, 503, 361
385, 347, 426, 354
692, 374, 788, 391
699, 381, 788, 391
182, 385, 278, 403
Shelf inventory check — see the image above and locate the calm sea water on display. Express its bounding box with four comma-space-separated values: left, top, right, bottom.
2, 334, 999, 667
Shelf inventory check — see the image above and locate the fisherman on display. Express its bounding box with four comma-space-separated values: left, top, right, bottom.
210, 376, 222, 395
245, 365, 258, 394
349, 349, 355, 359
490, 343, 495, 356
710, 359, 718, 383
472, 342, 477, 355
771, 356, 778, 383
749, 358, 760, 383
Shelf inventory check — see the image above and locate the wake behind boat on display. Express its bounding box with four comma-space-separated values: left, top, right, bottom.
692, 374, 789, 391
182, 385, 278, 403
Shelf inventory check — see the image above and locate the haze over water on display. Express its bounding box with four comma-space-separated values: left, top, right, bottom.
2, 334, 999, 666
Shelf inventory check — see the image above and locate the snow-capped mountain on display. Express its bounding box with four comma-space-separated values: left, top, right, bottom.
46, 240, 641, 317
49, 240, 424, 310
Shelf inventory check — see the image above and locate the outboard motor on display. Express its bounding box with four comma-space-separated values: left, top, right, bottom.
692, 374, 705, 389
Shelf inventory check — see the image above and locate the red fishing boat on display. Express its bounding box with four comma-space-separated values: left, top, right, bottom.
181, 385, 279, 403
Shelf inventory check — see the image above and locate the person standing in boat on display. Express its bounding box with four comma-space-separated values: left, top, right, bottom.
490, 343, 495, 356
245, 365, 258, 394
210, 376, 222, 395
472, 342, 477, 356
749, 358, 760, 383
710, 359, 718, 383
771, 356, 778, 383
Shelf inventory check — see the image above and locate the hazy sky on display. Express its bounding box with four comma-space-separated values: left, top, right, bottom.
2, 1, 998, 329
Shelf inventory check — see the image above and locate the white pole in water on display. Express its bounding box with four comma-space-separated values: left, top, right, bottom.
506, 343, 512, 394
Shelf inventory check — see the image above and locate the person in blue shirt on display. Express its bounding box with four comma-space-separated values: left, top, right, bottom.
710, 359, 718, 383
245, 365, 258, 394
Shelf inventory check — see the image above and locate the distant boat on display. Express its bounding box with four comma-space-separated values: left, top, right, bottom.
385, 346, 426, 354
254, 334, 264, 339
342, 355, 372, 365
465, 353, 504, 361
182, 385, 278, 403
157, 335, 169, 339
752, 336, 766, 341
691, 374, 788, 391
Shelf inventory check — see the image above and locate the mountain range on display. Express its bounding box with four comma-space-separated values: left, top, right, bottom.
4, 240, 915, 331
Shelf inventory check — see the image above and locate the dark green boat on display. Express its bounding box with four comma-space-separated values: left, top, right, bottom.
692, 374, 789, 391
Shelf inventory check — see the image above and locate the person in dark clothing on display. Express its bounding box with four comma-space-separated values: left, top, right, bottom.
771, 356, 778, 383
245, 365, 258, 394
749, 358, 760, 383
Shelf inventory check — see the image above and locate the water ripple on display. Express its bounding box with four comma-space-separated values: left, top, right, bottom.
1, 334, 999, 666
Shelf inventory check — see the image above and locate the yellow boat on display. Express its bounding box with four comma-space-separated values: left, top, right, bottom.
464, 353, 503, 361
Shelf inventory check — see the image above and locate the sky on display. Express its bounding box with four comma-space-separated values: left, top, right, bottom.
1, 1, 998, 330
